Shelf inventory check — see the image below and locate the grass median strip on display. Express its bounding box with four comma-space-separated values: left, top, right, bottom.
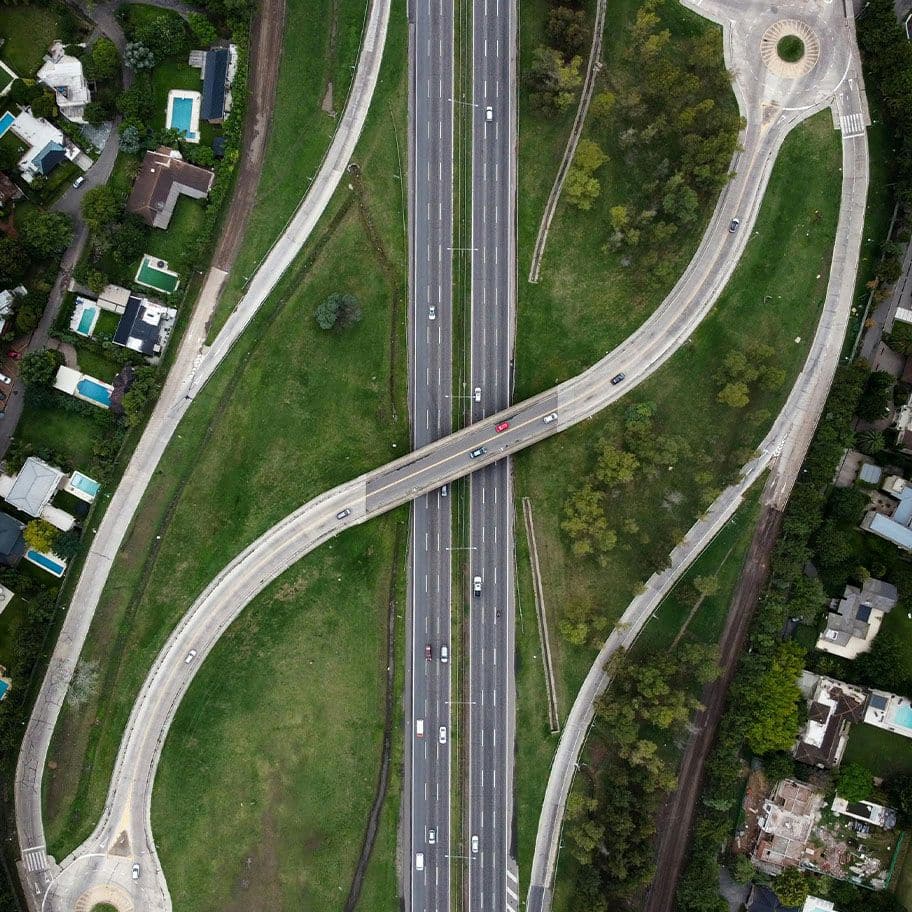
512, 108, 843, 885
42, 4, 408, 906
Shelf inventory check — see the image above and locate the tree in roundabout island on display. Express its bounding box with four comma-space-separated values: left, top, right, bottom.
315, 292, 363, 331
777, 34, 805, 62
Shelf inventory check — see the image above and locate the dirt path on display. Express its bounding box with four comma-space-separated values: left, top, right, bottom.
641, 506, 784, 912
212, 0, 287, 272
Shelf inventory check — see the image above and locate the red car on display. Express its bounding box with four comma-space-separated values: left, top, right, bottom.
7, 350, 21, 361
495, 420, 510, 433
425, 644, 432, 661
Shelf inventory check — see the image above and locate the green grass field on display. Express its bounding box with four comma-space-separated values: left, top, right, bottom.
43, 3, 408, 907
210, 0, 371, 335
0, 597, 26, 667
843, 724, 912, 779
511, 110, 842, 884
15, 400, 102, 470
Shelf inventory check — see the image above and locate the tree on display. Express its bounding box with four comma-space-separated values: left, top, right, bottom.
83, 101, 109, 126
566, 139, 608, 211
591, 90, 616, 124
19, 349, 61, 387
888, 322, 912, 356
53, 528, 82, 560
774, 867, 810, 906
744, 642, 804, 755
525, 46, 582, 113
187, 12, 219, 47
837, 763, 873, 802
561, 484, 616, 562
857, 629, 912, 694
314, 292, 363, 331
661, 172, 699, 224
729, 855, 755, 885
117, 82, 154, 120
693, 575, 719, 598
124, 41, 156, 71
594, 442, 639, 485
0, 237, 27, 285
81, 185, 121, 232
855, 428, 885, 456
856, 370, 893, 422
30, 90, 56, 120
784, 574, 825, 625
121, 366, 160, 427
88, 37, 120, 80
135, 15, 188, 60
18, 210, 74, 258
717, 381, 750, 408
119, 124, 143, 155
14, 291, 46, 334
885, 772, 912, 823
547, 6, 588, 56
108, 215, 149, 267
23, 519, 57, 553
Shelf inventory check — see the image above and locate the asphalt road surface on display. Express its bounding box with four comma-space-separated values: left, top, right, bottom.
407, 0, 455, 910
467, 0, 519, 910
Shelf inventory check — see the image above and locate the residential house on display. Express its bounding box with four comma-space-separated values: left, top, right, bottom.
36, 41, 91, 123
865, 689, 912, 740
831, 795, 897, 830
191, 44, 237, 123
0, 285, 26, 335
112, 294, 177, 359
815, 578, 896, 659
861, 474, 912, 551
126, 147, 215, 229
801, 900, 838, 912
753, 778, 824, 873
0, 457, 74, 530
0, 511, 25, 566
744, 884, 798, 912
793, 672, 867, 768
7, 109, 84, 183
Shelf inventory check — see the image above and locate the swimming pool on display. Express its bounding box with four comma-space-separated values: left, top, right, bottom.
25, 550, 66, 577
0, 679, 8, 701
136, 255, 180, 294
0, 111, 15, 138
892, 702, 912, 730
77, 305, 97, 335
171, 97, 194, 134
77, 378, 112, 407
70, 471, 100, 499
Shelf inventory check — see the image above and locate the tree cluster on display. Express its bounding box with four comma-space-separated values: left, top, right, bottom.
714, 342, 786, 409
564, 645, 719, 906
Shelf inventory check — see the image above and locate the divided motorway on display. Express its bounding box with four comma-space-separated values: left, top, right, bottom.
408, 0, 454, 910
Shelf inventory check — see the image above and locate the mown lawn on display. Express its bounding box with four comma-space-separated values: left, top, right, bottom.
210, 0, 372, 335
43, 3, 408, 908
0, 597, 26, 667
15, 400, 101, 470
843, 724, 912, 779
141, 196, 207, 280
512, 109, 843, 887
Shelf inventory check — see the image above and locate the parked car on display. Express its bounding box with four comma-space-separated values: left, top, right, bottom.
73, 175, 85, 189
0, 372, 13, 386
7, 350, 21, 361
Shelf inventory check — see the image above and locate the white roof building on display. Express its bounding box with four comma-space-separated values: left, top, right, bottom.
9, 109, 81, 183
37, 41, 91, 123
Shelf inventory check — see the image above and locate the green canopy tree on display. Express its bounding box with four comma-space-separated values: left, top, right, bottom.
744, 641, 804, 754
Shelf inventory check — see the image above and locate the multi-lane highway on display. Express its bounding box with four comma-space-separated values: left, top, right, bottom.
408, 0, 454, 909
19, 1, 872, 909
467, 0, 518, 910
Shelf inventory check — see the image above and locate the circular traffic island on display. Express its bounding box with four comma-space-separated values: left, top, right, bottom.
776, 34, 805, 63
759, 20, 820, 78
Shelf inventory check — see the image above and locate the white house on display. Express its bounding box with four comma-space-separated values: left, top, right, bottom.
8, 109, 83, 183
36, 41, 91, 123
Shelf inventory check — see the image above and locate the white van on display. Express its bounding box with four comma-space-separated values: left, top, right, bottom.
416, 852, 425, 871
416, 718, 425, 739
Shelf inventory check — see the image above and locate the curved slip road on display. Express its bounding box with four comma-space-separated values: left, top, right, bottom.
15, 0, 391, 905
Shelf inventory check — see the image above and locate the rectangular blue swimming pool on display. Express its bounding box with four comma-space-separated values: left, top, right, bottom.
171, 97, 194, 136
0, 111, 15, 138
70, 471, 100, 498
77, 378, 112, 407
77, 305, 97, 335
25, 550, 65, 577
892, 702, 912, 730
0, 678, 8, 701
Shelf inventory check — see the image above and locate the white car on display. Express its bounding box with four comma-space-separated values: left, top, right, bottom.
132, 862, 140, 880
471, 835, 479, 854
416, 852, 425, 871
184, 649, 197, 664
473, 576, 482, 597
439, 726, 447, 744
428, 828, 436, 845
543, 412, 558, 424
473, 386, 482, 402
73, 175, 85, 189
0, 372, 12, 386
429, 305, 437, 320
485, 106, 493, 121
440, 644, 449, 663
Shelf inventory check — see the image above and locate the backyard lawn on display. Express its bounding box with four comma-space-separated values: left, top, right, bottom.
843, 724, 912, 779
15, 400, 102, 470
43, 4, 409, 908
141, 197, 207, 280
0, 597, 26, 667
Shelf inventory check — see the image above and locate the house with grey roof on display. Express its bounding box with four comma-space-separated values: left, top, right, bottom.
0, 511, 25, 566
0, 457, 74, 531
816, 578, 896, 659
861, 474, 912, 551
